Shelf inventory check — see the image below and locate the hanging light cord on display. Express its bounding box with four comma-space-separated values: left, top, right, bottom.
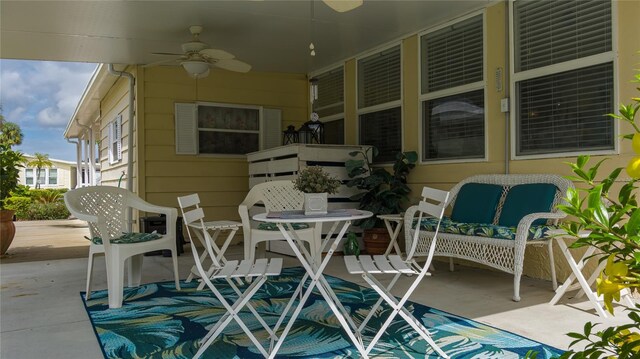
309, 1, 316, 56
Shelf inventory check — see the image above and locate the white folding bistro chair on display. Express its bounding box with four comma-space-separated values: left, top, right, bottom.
178, 194, 242, 290
177, 194, 283, 359
343, 186, 450, 358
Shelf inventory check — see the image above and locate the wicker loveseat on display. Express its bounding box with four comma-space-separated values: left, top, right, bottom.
404, 174, 573, 301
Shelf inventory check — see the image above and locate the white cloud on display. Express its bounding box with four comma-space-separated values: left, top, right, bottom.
0, 60, 96, 128
7, 106, 27, 123
37, 107, 66, 126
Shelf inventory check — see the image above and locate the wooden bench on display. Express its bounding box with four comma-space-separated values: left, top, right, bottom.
404, 174, 573, 301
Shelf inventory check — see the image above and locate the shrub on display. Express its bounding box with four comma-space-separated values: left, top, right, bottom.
31, 189, 65, 204
4, 196, 32, 219
24, 202, 70, 220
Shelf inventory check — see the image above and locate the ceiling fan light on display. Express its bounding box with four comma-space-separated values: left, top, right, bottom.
182, 61, 210, 78
323, 0, 363, 13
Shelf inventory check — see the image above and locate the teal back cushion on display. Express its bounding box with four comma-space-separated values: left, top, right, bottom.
498, 184, 558, 227
450, 183, 503, 224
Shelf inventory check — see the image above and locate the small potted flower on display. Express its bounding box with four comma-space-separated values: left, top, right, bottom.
293, 166, 341, 215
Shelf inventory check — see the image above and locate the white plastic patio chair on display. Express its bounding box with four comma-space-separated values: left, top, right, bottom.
343, 186, 450, 358
178, 194, 283, 358
64, 186, 181, 309
238, 180, 321, 263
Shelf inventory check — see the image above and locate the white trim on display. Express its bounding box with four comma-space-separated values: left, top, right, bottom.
108, 114, 122, 164
417, 10, 487, 163
508, 0, 618, 160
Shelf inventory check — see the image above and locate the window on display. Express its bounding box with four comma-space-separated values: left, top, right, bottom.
25, 168, 33, 185
175, 103, 280, 155
109, 115, 123, 164
358, 45, 402, 162
37, 169, 46, 186
420, 13, 485, 161
313, 67, 344, 144
48, 168, 57, 185
512, 0, 614, 157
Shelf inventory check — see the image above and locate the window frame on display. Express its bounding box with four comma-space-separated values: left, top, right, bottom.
356, 42, 404, 163
175, 102, 275, 157
48, 168, 58, 185
25, 168, 34, 185
418, 10, 488, 164
508, 0, 618, 160
310, 64, 346, 144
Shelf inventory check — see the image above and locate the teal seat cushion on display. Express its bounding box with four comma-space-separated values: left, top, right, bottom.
415, 217, 555, 241
86, 232, 162, 245
498, 184, 557, 227
450, 183, 503, 224
257, 222, 310, 231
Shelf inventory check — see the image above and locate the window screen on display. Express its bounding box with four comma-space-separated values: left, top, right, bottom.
358, 45, 401, 109
197, 105, 260, 155
421, 14, 483, 93
513, 0, 614, 156
25, 168, 33, 185
421, 14, 485, 161
424, 90, 485, 160
517, 62, 614, 155
359, 107, 402, 163
48, 168, 58, 185
323, 119, 345, 145
313, 67, 344, 118
514, 0, 612, 72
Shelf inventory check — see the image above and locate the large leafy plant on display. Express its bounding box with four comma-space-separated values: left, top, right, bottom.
345, 147, 417, 229
552, 71, 640, 358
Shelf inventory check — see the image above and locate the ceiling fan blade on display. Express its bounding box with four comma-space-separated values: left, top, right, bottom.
214, 59, 251, 73
143, 57, 182, 68
151, 52, 184, 56
323, 0, 363, 12
200, 48, 235, 60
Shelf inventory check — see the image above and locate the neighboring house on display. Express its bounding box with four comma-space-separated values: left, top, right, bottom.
19, 155, 77, 190
62, 1, 639, 282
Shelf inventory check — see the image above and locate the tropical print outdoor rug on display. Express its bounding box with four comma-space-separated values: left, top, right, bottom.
82, 267, 563, 358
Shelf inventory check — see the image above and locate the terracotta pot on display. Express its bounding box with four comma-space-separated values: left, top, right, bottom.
362, 227, 390, 255
0, 209, 16, 256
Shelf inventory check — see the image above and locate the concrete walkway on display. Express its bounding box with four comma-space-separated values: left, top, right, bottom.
1, 219, 91, 264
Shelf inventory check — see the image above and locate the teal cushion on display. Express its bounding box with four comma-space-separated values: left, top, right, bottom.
415, 217, 556, 241
498, 184, 557, 227
257, 222, 310, 231
86, 232, 162, 245
450, 183, 503, 224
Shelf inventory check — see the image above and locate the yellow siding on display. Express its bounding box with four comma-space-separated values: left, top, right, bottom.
123, 0, 639, 278
140, 66, 307, 222
98, 66, 137, 189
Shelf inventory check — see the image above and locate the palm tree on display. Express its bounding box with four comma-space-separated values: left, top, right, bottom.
26, 153, 53, 189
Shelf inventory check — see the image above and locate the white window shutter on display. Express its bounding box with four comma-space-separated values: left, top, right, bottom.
175, 103, 198, 155
262, 108, 282, 149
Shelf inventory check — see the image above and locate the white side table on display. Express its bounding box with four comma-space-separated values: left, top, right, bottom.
377, 214, 403, 256
185, 220, 241, 290
549, 229, 635, 318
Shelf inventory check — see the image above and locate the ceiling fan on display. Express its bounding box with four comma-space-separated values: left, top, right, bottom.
322, 0, 363, 13
147, 25, 251, 79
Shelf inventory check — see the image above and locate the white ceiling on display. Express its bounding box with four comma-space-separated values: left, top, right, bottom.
1, 0, 488, 73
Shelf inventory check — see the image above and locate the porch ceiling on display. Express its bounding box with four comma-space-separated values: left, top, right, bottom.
1, 0, 487, 73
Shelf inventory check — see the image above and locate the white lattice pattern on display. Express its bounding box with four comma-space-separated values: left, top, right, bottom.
404, 174, 573, 301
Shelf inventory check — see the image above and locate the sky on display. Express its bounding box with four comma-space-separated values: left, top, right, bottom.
0, 60, 97, 162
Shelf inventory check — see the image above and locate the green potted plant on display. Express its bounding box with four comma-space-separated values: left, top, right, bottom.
0, 119, 25, 255
345, 147, 418, 254
293, 166, 341, 215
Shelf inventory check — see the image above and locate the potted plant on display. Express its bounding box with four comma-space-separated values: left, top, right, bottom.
0, 119, 25, 255
345, 147, 418, 254
293, 166, 341, 215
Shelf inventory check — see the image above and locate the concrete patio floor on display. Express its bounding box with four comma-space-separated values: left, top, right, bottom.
0, 220, 635, 358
